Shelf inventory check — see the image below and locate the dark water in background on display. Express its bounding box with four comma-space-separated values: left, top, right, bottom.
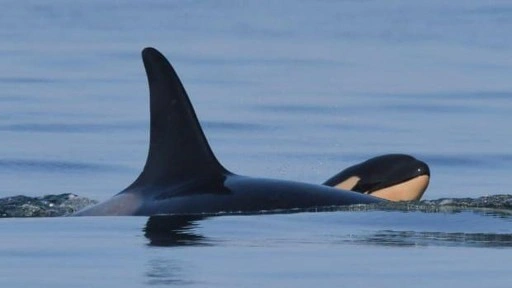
1, 1, 512, 287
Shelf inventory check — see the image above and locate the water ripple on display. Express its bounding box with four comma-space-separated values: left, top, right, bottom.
0, 77, 59, 84
421, 153, 512, 169
203, 121, 270, 132
0, 122, 145, 133
0, 159, 122, 173
345, 230, 512, 248
254, 103, 346, 115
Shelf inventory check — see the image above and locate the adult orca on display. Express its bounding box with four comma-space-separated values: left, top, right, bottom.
76, 47, 384, 216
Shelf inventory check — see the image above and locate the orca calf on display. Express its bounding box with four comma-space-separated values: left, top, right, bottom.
77, 47, 387, 216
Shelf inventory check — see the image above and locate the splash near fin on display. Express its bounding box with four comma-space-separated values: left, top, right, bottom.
128, 48, 229, 188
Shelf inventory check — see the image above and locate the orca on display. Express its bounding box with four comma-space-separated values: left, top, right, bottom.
75, 47, 384, 216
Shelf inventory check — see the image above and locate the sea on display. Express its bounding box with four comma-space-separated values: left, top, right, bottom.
0, 0, 511, 287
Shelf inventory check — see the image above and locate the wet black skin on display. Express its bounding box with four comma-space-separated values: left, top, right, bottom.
132, 175, 383, 215
323, 154, 430, 193
75, 47, 429, 216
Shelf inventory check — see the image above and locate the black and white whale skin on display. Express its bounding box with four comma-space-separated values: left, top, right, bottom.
76, 47, 383, 216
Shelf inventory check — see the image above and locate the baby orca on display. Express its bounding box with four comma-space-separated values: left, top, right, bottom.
324, 154, 430, 201
76, 47, 429, 216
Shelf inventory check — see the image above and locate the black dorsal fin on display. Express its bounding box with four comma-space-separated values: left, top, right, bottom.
128, 47, 229, 188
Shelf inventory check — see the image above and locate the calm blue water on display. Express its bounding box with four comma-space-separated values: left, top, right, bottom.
1, 212, 512, 287
1, 1, 512, 287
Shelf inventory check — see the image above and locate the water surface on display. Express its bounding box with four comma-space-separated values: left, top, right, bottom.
1, 0, 512, 287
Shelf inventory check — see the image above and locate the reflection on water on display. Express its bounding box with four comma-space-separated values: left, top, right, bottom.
345, 230, 512, 248
143, 207, 512, 249
144, 215, 208, 247
474, 209, 512, 220
145, 259, 195, 286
